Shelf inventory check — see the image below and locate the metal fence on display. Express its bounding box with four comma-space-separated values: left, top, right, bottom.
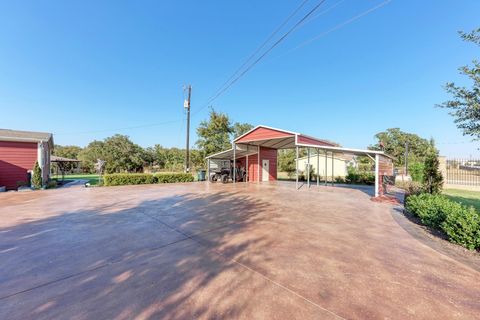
446, 158, 480, 186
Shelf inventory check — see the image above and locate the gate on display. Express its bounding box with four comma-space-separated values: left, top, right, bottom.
445, 158, 480, 186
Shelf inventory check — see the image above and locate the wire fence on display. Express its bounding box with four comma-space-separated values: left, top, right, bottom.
446, 158, 480, 186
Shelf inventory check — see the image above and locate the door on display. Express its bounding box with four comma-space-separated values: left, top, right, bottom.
262, 159, 269, 182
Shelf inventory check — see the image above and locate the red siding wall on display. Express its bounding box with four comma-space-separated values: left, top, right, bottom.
0, 141, 38, 189
245, 147, 277, 182
236, 127, 293, 143
247, 154, 258, 182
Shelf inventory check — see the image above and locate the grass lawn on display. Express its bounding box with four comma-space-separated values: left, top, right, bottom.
443, 189, 480, 212
53, 174, 100, 186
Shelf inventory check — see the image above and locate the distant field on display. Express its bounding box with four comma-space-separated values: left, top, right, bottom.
443, 189, 480, 212
53, 174, 100, 186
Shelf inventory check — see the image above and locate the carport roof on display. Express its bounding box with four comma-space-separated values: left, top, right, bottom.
206, 125, 394, 160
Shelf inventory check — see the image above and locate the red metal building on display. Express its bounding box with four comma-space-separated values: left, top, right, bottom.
0, 129, 53, 190
206, 125, 394, 197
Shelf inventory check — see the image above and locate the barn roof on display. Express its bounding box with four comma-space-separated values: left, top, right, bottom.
0, 129, 53, 146
206, 125, 394, 160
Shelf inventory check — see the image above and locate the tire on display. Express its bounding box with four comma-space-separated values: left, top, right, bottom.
221, 174, 229, 183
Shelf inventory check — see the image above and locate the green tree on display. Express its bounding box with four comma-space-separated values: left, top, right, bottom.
423, 146, 443, 194
232, 122, 254, 139
370, 128, 435, 167
278, 149, 296, 177
439, 28, 480, 139
78, 140, 107, 173
196, 109, 233, 156
102, 134, 146, 173
31, 161, 42, 189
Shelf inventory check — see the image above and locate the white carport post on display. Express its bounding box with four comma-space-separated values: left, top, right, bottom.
295, 146, 299, 190
233, 143, 236, 184
331, 152, 334, 186
316, 148, 320, 187
258, 146, 260, 183
246, 152, 249, 182
375, 154, 379, 197
307, 148, 310, 188
207, 158, 210, 183
324, 150, 328, 186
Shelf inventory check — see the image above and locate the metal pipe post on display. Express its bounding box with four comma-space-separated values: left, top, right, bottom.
233, 144, 236, 184
296, 146, 299, 190
307, 148, 310, 188
317, 148, 320, 187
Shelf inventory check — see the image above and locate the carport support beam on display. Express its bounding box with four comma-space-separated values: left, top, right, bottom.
316, 148, 319, 187
296, 146, 299, 190
331, 152, 334, 186
233, 143, 236, 184
324, 150, 328, 186
246, 154, 249, 182
307, 148, 310, 188
207, 158, 210, 183
375, 154, 379, 197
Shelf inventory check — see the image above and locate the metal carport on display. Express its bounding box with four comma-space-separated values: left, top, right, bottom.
206, 125, 394, 197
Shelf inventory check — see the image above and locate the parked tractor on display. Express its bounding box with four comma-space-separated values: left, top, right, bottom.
210, 160, 246, 183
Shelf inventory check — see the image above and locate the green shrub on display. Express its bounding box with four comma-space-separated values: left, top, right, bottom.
406, 194, 450, 228
408, 162, 424, 182
155, 172, 194, 183
441, 206, 480, 250
47, 180, 58, 189
346, 166, 375, 185
396, 180, 424, 196
31, 161, 42, 189
335, 176, 345, 183
103, 173, 156, 186
103, 172, 194, 186
406, 193, 480, 250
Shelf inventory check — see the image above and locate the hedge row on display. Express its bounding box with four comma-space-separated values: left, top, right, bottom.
406, 194, 480, 250
103, 173, 194, 186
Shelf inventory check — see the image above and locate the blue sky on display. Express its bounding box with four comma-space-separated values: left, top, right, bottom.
0, 0, 479, 157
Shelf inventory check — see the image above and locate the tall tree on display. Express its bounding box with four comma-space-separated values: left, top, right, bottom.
78, 140, 106, 173
438, 28, 480, 139
196, 109, 233, 156
232, 122, 254, 139
369, 128, 435, 166
423, 144, 443, 194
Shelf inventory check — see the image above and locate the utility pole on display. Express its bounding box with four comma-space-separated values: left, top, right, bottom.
184, 85, 191, 173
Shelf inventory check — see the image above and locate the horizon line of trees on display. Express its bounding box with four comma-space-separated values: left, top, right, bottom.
54, 109, 254, 174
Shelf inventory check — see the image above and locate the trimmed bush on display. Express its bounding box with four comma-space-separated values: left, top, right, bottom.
406, 194, 450, 228
103, 172, 194, 186
103, 173, 156, 186
442, 206, 480, 250
155, 172, 194, 183
406, 193, 480, 250
346, 166, 375, 185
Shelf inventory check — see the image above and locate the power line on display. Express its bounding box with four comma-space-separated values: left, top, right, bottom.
205, 0, 311, 105
192, 0, 328, 117
289, 0, 392, 52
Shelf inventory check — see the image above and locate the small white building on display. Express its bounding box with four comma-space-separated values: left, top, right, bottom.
297, 153, 352, 178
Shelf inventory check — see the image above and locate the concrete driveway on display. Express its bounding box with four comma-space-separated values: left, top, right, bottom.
0, 183, 479, 319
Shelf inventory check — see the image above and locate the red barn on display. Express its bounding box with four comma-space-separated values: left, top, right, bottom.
0, 129, 53, 190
